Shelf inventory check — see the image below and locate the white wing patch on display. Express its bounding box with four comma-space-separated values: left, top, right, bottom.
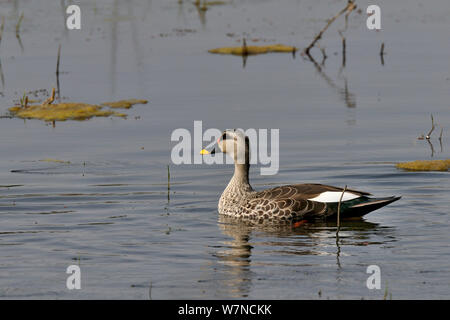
308, 191, 361, 203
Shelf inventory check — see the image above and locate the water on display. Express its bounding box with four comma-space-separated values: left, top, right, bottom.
0, 0, 449, 299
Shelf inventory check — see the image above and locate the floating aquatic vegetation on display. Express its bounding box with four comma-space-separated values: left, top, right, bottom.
194, 0, 228, 11
9, 102, 126, 121
396, 160, 450, 172
203, 1, 227, 5
209, 43, 297, 56
101, 99, 148, 109
8, 88, 147, 122
39, 159, 71, 164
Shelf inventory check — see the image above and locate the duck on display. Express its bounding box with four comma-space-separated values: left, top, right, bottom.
201, 129, 400, 223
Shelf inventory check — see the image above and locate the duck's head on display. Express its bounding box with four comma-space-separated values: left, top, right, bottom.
201, 129, 250, 165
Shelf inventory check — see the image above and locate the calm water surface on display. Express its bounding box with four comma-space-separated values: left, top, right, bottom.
0, 0, 449, 299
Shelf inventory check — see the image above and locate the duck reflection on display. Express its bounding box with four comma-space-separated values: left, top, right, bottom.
213, 216, 254, 298
213, 216, 394, 298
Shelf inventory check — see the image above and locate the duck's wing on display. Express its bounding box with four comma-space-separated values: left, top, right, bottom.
283, 183, 371, 201
238, 192, 328, 221
241, 184, 397, 221
238, 184, 341, 221
254, 184, 369, 201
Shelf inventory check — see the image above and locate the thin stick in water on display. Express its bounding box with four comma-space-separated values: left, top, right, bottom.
167, 164, 171, 202
16, 12, 24, 36
336, 185, 347, 238
15, 13, 24, 52
0, 18, 3, 86
426, 114, 435, 139
42, 88, 56, 105
304, 1, 356, 56
242, 38, 248, 56
338, 30, 346, 68
0, 58, 4, 88
56, 44, 61, 75
380, 42, 385, 65
320, 47, 327, 65
426, 139, 435, 158
0, 16, 5, 48
149, 281, 152, 300
56, 44, 61, 100
167, 164, 171, 190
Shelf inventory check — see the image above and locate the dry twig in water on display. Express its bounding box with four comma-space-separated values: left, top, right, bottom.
380, 42, 385, 65
42, 88, 56, 105
303, 1, 356, 57
426, 114, 435, 139
336, 185, 347, 239
167, 164, 171, 202
56, 45, 61, 78
16, 13, 24, 36
0, 17, 4, 88
338, 30, 346, 68
319, 47, 327, 65
0, 17, 5, 48
56, 44, 61, 100
427, 139, 435, 158
242, 38, 248, 56
15, 13, 24, 52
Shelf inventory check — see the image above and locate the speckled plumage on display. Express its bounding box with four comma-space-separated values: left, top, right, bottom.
211, 129, 400, 223
218, 176, 365, 222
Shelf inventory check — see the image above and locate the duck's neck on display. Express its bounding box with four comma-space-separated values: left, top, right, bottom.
232, 163, 251, 186
218, 145, 254, 215
222, 163, 253, 199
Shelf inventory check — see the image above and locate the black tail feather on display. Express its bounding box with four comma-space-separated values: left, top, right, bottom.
344, 196, 401, 218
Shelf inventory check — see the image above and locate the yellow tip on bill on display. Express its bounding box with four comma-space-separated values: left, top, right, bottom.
200, 149, 209, 155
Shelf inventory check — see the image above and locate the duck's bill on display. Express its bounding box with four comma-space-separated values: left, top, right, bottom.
200, 147, 216, 155
200, 149, 214, 155
200, 141, 218, 155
